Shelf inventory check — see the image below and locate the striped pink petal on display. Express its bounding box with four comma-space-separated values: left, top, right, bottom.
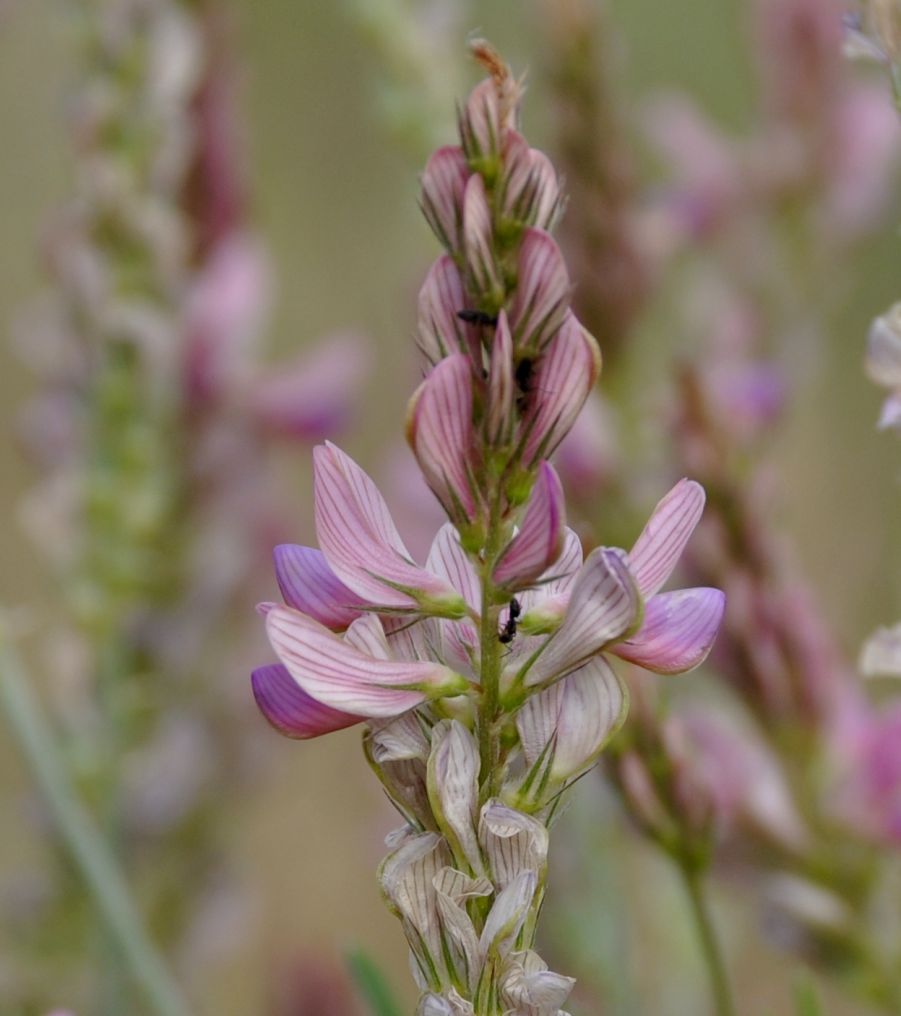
500, 131, 561, 231
426, 524, 480, 671
508, 229, 571, 351
612, 587, 725, 675
266, 605, 465, 717
521, 547, 639, 687
407, 354, 479, 522
421, 145, 469, 252
521, 313, 602, 465
628, 479, 705, 598
494, 461, 565, 589
516, 657, 626, 781
463, 174, 500, 299
273, 544, 365, 629
459, 78, 501, 161
416, 256, 477, 365
314, 442, 465, 614
251, 663, 362, 739
486, 311, 514, 444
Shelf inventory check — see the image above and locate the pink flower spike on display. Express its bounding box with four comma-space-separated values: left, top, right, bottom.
265, 606, 466, 717
314, 443, 467, 616
462, 174, 501, 299
416, 256, 478, 365
508, 229, 571, 351
487, 311, 514, 445
251, 663, 362, 739
407, 354, 480, 523
521, 313, 602, 465
420, 145, 469, 252
273, 545, 366, 630
251, 332, 368, 440
494, 462, 565, 589
628, 479, 706, 598
612, 587, 725, 675
521, 547, 639, 687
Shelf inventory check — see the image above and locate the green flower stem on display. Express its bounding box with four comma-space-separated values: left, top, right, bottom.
477, 491, 506, 805
678, 860, 735, 1016
0, 631, 194, 1016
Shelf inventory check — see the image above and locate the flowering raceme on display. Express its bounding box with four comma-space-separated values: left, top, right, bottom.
251, 42, 724, 1014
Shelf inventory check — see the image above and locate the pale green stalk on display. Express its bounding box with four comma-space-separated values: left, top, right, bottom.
0, 631, 194, 1016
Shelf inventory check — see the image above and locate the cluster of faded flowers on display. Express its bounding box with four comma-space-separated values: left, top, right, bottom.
251, 47, 725, 1015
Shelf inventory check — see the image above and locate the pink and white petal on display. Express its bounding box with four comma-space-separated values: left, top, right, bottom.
517, 656, 626, 779
266, 606, 464, 717
251, 663, 362, 739
416, 255, 477, 365
494, 461, 565, 589
273, 544, 365, 628
522, 547, 640, 687
463, 174, 501, 296
343, 613, 393, 661
521, 313, 602, 465
426, 523, 480, 613
314, 443, 463, 612
612, 587, 725, 675
407, 355, 479, 521
487, 311, 514, 444
628, 479, 706, 598
507, 229, 571, 351
421, 145, 469, 251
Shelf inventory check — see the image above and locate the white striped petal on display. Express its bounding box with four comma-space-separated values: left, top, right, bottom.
478, 800, 548, 891
427, 720, 484, 875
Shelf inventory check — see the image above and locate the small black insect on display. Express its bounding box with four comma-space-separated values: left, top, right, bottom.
515, 357, 535, 412
498, 597, 522, 645
457, 308, 498, 327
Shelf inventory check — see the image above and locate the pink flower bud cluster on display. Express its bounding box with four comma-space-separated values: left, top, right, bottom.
252, 44, 724, 1012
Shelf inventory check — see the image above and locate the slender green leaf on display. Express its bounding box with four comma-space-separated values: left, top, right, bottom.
346, 947, 403, 1016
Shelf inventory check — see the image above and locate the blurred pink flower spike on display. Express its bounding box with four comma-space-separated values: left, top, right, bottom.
421, 145, 469, 252
521, 312, 602, 466
493, 461, 565, 590
272, 544, 366, 630
314, 443, 468, 617
508, 229, 571, 351
265, 607, 467, 718
866, 303, 901, 431
252, 332, 368, 440
185, 232, 271, 404
613, 587, 725, 675
251, 663, 362, 738
407, 353, 481, 527
617, 478, 724, 674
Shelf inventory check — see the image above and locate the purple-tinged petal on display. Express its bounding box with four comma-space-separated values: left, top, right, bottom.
265, 605, 466, 717
416, 255, 477, 365
507, 229, 571, 351
314, 443, 466, 615
251, 663, 361, 739
494, 462, 565, 589
612, 587, 725, 675
273, 544, 365, 629
500, 130, 562, 231
521, 312, 602, 465
462, 174, 500, 300
486, 311, 514, 445
517, 527, 583, 635
421, 145, 469, 252
520, 547, 640, 687
628, 479, 705, 598
407, 355, 480, 522
516, 656, 626, 780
